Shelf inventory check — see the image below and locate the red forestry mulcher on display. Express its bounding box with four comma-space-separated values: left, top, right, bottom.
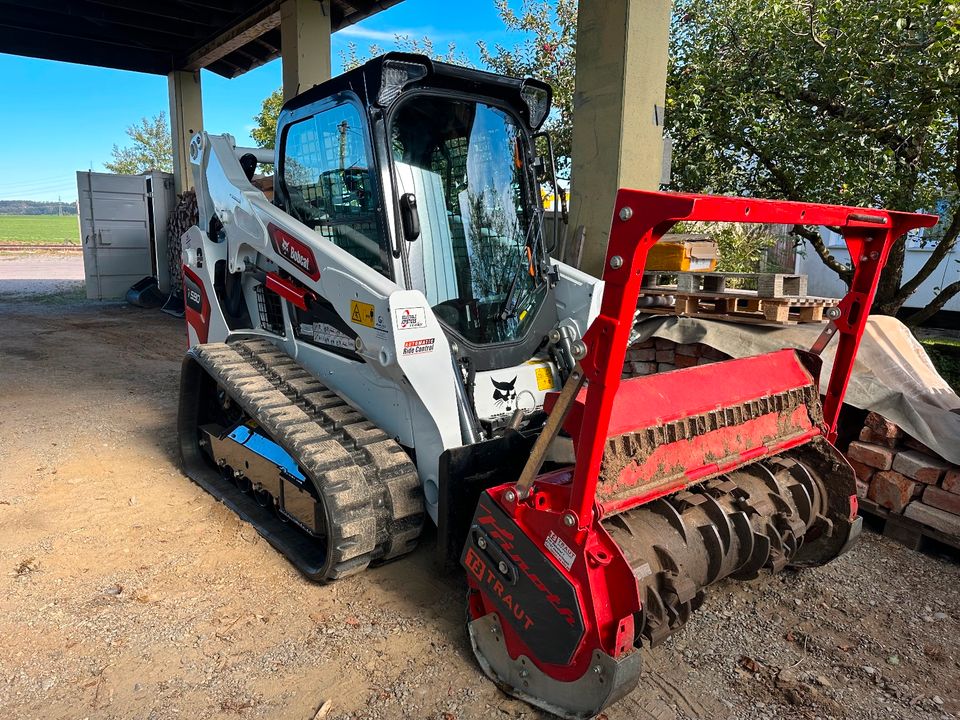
460, 190, 936, 716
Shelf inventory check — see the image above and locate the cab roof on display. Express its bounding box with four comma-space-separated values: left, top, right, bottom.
281, 52, 552, 131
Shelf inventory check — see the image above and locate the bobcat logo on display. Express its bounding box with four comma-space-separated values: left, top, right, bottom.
492, 376, 518, 411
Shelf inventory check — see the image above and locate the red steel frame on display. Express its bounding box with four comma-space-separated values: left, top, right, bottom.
567, 189, 938, 528
553, 347, 826, 517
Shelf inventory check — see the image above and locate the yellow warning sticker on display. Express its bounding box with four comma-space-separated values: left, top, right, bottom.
535, 365, 555, 391
350, 300, 376, 328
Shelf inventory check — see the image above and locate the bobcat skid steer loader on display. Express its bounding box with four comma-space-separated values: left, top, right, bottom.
176, 53, 937, 718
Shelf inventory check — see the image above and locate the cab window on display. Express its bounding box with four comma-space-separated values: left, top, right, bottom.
281, 102, 387, 274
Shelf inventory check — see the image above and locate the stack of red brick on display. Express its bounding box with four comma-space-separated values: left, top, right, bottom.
846, 412, 960, 537
623, 338, 730, 378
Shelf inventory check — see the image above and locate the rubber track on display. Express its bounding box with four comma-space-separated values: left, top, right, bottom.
192, 338, 423, 580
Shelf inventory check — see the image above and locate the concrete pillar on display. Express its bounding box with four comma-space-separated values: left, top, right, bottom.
567, 0, 672, 275
281, 0, 331, 102
167, 69, 204, 194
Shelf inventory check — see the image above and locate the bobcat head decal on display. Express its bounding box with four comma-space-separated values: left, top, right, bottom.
492, 376, 518, 411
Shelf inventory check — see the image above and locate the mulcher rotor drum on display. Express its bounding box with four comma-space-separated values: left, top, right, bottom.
605, 449, 841, 646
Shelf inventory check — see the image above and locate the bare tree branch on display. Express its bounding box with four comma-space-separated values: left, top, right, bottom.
904, 279, 960, 326
738, 136, 854, 282
739, 136, 801, 196
772, 86, 931, 159
896, 213, 960, 300
805, 0, 827, 49
792, 225, 854, 282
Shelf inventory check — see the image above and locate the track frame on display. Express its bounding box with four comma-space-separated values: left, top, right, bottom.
178, 338, 424, 581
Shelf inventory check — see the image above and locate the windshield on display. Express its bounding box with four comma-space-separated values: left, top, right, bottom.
390, 96, 545, 345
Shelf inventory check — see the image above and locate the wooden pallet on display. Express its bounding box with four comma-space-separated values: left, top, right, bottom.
641, 270, 682, 288
859, 498, 960, 557
642, 271, 807, 298
638, 288, 838, 325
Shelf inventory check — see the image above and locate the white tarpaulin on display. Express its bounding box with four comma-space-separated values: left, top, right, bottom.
630, 314, 960, 464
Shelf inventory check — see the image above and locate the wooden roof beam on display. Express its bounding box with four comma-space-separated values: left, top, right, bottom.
179, 0, 282, 71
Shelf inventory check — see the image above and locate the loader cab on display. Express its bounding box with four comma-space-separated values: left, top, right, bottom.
275, 54, 559, 372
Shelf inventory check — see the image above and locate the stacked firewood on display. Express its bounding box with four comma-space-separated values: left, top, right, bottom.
166, 190, 198, 296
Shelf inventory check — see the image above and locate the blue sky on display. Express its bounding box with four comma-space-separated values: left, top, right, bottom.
0, 0, 512, 202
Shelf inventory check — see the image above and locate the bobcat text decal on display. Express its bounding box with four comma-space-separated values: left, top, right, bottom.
268, 223, 320, 280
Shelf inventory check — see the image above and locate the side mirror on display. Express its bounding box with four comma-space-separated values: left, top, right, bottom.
400, 193, 420, 241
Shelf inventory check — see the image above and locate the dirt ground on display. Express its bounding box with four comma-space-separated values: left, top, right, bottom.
1, 279, 959, 720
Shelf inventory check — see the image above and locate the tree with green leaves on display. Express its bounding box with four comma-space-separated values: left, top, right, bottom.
341, 34, 468, 73
252, 89, 284, 149
478, 0, 577, 168
666, 0, 960, 323
105, 113, 173, 175
250, 0, 572, 156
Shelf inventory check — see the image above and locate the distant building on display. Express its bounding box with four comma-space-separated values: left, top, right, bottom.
795, 200, 960, 316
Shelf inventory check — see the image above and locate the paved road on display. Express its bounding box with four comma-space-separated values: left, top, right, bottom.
0, 252, 84, 295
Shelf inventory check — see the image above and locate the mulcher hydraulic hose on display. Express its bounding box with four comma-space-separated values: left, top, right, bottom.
604, 453, 830, 646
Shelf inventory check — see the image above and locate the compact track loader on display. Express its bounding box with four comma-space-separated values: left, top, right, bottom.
176, 54, 937, 718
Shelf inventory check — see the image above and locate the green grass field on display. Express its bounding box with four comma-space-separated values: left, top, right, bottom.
0, 215, 81, 245
921, 336, 960, 393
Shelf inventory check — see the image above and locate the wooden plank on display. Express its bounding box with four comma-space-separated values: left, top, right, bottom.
638, 270, 842, 327
638, 301, 824, 326
638, 288, 835, 324
639, 286, 839, 306
637, 306, 799, 327
797, 305, 824, 322
762, 303, 791, 323
702, 275, 727, 293
883, 517, 925, 551
858, 498, 960, 556
665, 271, 809, 298
756, 273, 807, 297
641, 270, 679, 289
676, 296, 699, 315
